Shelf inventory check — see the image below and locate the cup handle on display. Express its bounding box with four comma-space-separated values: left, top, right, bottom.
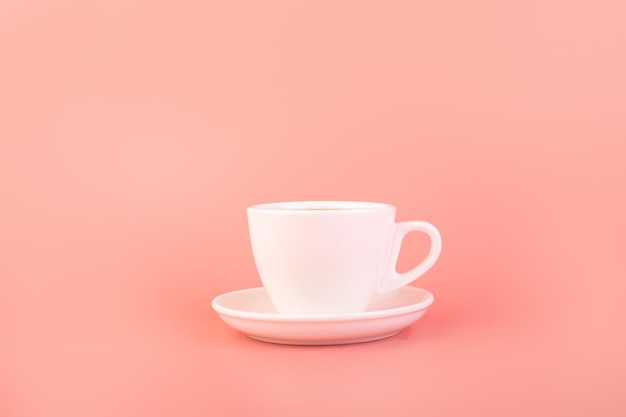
376, 221, 442, 295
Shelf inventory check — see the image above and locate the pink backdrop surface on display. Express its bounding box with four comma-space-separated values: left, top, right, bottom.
1, 1, 625, 416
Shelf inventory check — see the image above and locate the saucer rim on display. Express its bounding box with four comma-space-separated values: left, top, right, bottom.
211, 286, 434, 323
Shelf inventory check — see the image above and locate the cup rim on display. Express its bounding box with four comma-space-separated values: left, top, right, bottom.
248, 201, 394, 212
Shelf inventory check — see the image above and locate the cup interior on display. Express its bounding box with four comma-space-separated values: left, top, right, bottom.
249, 201, 392, 211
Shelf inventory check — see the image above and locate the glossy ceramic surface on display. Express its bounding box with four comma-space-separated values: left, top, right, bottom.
247, 201, 441, 314
212, 286, 434, 345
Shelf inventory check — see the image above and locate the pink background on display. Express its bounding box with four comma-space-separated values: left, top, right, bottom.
1, 1, 625, 416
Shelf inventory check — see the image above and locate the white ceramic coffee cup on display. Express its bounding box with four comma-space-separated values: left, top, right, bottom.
247, 201, 441, 315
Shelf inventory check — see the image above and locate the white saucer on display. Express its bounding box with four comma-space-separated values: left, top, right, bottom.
211, 286, 434, 345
